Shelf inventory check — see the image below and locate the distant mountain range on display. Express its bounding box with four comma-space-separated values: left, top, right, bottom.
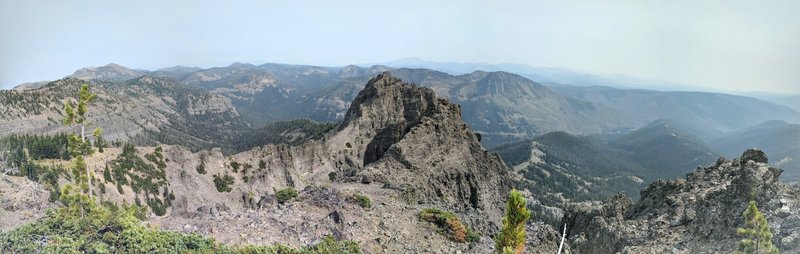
5, 61, 799, 180
710, 120, 800, 183
549, 84, 800, 140
375, 57, 697, 91
492, 119, 720, 205
607, 119, 720, 178
47, 63, 644, 146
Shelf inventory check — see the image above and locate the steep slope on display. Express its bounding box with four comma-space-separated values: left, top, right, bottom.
564, 149, 800, 253
333, 72, 513, 211
711, 120, 800, 183
609, 119, 720, 179
550, 84, 800, 140
32, 72, 548, 253
494, 133, 648, 206
385, 69, 639, 146
229, 119, 336, 153
0, 76, 248, 152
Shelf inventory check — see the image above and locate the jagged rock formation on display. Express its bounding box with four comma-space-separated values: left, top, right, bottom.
62, 72, 546, 253
336, 72, 513, 213
564, 148, 800, 253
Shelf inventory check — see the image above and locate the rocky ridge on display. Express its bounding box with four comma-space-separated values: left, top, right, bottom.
564, 148, 800, 253
0, 76, 247, 151
0, 72, 559, 253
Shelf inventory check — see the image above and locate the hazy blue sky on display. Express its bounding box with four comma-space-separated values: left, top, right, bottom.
1, 0, 798, 93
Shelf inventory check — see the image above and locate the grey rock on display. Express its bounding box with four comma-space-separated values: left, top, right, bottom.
565, 149, 800, 253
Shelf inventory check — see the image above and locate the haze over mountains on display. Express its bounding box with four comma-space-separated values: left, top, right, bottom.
5, 60, 800, 182
2, 61, 800, 253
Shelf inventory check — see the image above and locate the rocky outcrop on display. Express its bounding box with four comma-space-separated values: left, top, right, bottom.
140, 72, 522, 252
564, 148, 800, 253
335, 72, 513, 223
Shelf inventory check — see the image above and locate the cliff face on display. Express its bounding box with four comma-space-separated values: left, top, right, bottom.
0, 72, 557, 253
86, 72, 525, 253
335, 72, 513, 214
564, 148, 800, 253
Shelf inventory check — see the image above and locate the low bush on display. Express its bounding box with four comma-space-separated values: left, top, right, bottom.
353, 193, 371, 209
276, 187, 298, 204
196, 162, 206, 174
213, 174, 235, 192
419, 208, 479, 243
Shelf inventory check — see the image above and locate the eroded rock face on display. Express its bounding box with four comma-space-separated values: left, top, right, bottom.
336, 72, 514, 228
564, 148, 800, 253
0, 72, 545, 253
139, 72, 522, 252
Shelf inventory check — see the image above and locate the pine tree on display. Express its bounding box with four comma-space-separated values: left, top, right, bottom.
63, 83, 102, 199
736, 200, 779, 254
495, 189, 531, 254
103, 163, 113, 183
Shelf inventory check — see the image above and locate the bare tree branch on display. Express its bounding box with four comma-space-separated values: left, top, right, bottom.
558, 223, 567, 254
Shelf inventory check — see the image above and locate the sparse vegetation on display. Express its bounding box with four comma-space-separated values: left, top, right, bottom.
213, 173, 235, 192
0, 183, 362, 253
109, 143, 171, 215
419, 208, 479, 243
352, 193, 371, 208
144, 146, 167, 169
276, 187, 298, 204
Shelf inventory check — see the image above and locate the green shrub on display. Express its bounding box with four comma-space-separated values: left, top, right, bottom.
328, 172, 338, 181
196, 162, 206, 174
102, 164, 113, 183
109, 143, 168, 200
276, 187, 298, 204
230, 161, 240, 172
353, 193, 371, 209
419, 208, 478, 243
213, 174, 235, 192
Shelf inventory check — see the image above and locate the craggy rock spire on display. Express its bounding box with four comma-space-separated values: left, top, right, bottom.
564, 148, 800, 253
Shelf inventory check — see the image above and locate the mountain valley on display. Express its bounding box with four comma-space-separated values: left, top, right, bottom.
2, 63, 799, 253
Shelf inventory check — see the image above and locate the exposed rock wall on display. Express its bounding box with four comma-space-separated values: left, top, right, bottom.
564, 148, 800, 253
